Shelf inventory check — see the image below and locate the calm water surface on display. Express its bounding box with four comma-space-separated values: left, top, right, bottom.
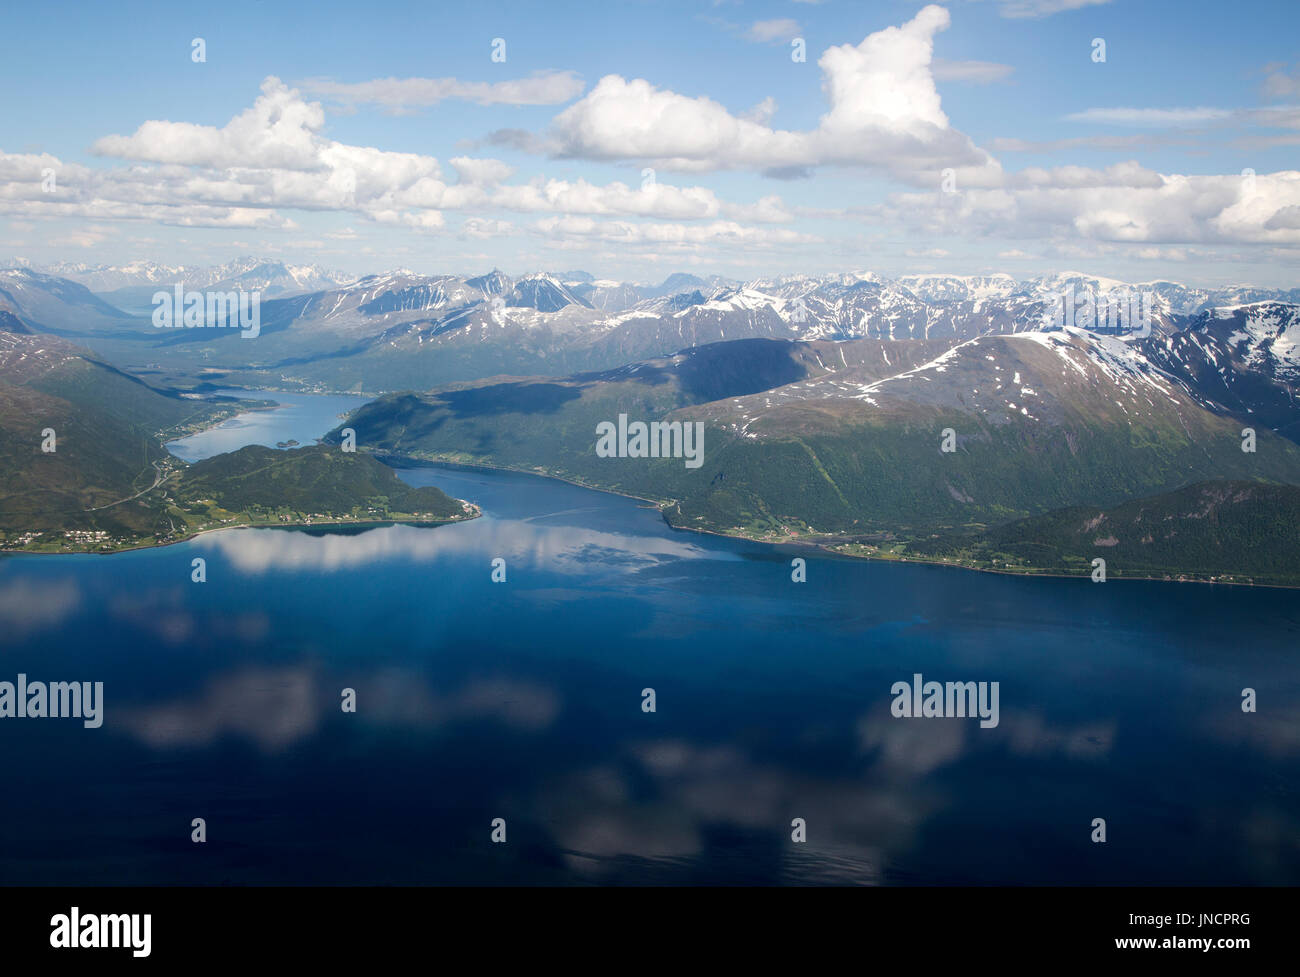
166, 389, 368, 462
0, 394, 1296, 884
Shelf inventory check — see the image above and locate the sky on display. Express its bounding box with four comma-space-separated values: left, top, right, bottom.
0, 0, 1298, 286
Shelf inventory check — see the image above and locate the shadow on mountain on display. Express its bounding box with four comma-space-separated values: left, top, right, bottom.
438, 382, 582, 417
579, 339, 815, 404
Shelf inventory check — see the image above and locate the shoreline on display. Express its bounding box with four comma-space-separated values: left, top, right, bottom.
381, 452, 1300, 591
17, 391, 1292, 588
159, 399, 284, 450
3, 395, 481, 557
0, 509, 481, 558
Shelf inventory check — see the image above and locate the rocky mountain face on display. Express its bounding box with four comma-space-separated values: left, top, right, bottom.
3, 263, 1298, 444
1137, 302, 1300, 441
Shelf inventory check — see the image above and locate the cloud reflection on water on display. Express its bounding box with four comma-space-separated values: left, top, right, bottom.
0, 577, 81, 639
194, 519, 716, 576
120, 665, 320, 752
119, 663, 562, 753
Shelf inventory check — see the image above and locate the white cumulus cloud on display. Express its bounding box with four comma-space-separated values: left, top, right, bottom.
549, 5, 1000, 185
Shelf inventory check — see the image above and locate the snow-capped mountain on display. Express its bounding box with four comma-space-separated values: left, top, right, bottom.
343, 324, 1300, 543
1210, 302, 1300, 382
570, 280, 643, 313
5, 259, 1299, 441
0, 268, 134, 334
33, 259, 185, 292
202, 257, 358, 296
894, 274, 1018, 304
4, 257, 357, 304
507, 273, 593, 313
1138, 301, 1300, 440
338, 273, 485, 319
465, 269, 511, 296
692, 327, 1191, 438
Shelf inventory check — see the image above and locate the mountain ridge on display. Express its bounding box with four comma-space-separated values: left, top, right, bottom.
329, 328, 1300, 573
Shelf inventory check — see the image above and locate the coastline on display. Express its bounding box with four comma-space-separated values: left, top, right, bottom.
158, 398, 284, 450
3, 395, 480, 557
379, 451, 1300, 591
14, 393, 1291, 587
0, 508, 482, 557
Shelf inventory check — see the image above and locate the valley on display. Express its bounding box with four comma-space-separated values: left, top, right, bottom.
329, 325, 1300, 586
0, 330, 475, 553
2, 258, 1298, 582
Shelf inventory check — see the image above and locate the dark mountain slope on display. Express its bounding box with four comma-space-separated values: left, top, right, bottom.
900, 480, 1300, 586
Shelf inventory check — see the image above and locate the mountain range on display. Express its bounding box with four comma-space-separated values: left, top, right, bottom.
328, 326, 1300, 583
2, 256, 358, 315
3, 262, 1299, 444
3, 256, 1298, 577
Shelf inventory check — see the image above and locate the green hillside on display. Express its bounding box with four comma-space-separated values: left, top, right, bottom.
0, 333, 474, 552
177, 444, 466, 524
334, 338, 1300, 535
331, 332, 1300, 583
890, 481, 1300, 586
0, 335, 250, 542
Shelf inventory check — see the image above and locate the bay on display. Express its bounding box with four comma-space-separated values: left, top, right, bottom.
0, 393, 1296, 884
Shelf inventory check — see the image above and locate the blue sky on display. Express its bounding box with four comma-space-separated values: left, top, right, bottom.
1, 0, 1298, 285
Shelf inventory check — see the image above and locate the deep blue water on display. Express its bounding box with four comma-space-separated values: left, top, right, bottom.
0, 395, 1297, 885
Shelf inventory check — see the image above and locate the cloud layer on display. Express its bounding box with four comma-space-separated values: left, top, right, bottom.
4, 2, 1299, 272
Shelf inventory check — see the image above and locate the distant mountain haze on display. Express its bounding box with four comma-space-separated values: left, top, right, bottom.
3, 263, 1297, 441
